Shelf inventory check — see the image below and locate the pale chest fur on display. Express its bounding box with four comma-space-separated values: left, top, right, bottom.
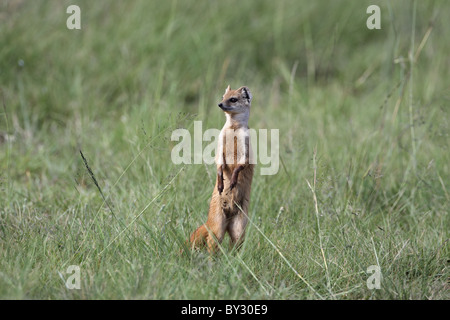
216, 126, 253, 169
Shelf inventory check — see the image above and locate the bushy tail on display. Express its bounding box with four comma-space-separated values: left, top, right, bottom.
189, 224, 208, 249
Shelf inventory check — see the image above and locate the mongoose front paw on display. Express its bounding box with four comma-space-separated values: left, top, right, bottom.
217, 166, 224, 195
230, 179, 237, 191
218, 178, 224, 194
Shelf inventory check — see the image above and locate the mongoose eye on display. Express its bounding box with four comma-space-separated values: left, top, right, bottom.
229, 98, 238, 103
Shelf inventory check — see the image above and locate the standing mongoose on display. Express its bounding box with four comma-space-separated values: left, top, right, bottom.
190, 85, 254, 253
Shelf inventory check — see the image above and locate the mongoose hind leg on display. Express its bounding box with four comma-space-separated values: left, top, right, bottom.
227, 213, 248, 250
190, 213, 227, 254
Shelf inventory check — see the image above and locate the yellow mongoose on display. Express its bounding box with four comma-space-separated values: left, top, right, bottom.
190, 85, 254, 253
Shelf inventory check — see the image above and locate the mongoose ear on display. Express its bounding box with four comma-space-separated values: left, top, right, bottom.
224, 85, 231, 96
239, 86, 252, 103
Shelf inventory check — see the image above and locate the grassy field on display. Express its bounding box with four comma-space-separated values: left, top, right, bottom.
0, 0, 449, 300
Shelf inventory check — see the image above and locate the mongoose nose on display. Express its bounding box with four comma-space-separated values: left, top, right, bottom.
218, 103, 223, 108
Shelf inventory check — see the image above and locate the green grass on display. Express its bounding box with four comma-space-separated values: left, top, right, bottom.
0, 0, 449, 299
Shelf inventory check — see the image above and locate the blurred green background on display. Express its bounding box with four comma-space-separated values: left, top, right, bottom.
0, 0, 448, 299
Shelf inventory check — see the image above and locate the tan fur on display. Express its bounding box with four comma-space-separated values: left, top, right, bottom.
190, 86, 254, 253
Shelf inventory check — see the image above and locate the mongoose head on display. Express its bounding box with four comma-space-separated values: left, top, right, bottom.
218, 85, 252, 115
